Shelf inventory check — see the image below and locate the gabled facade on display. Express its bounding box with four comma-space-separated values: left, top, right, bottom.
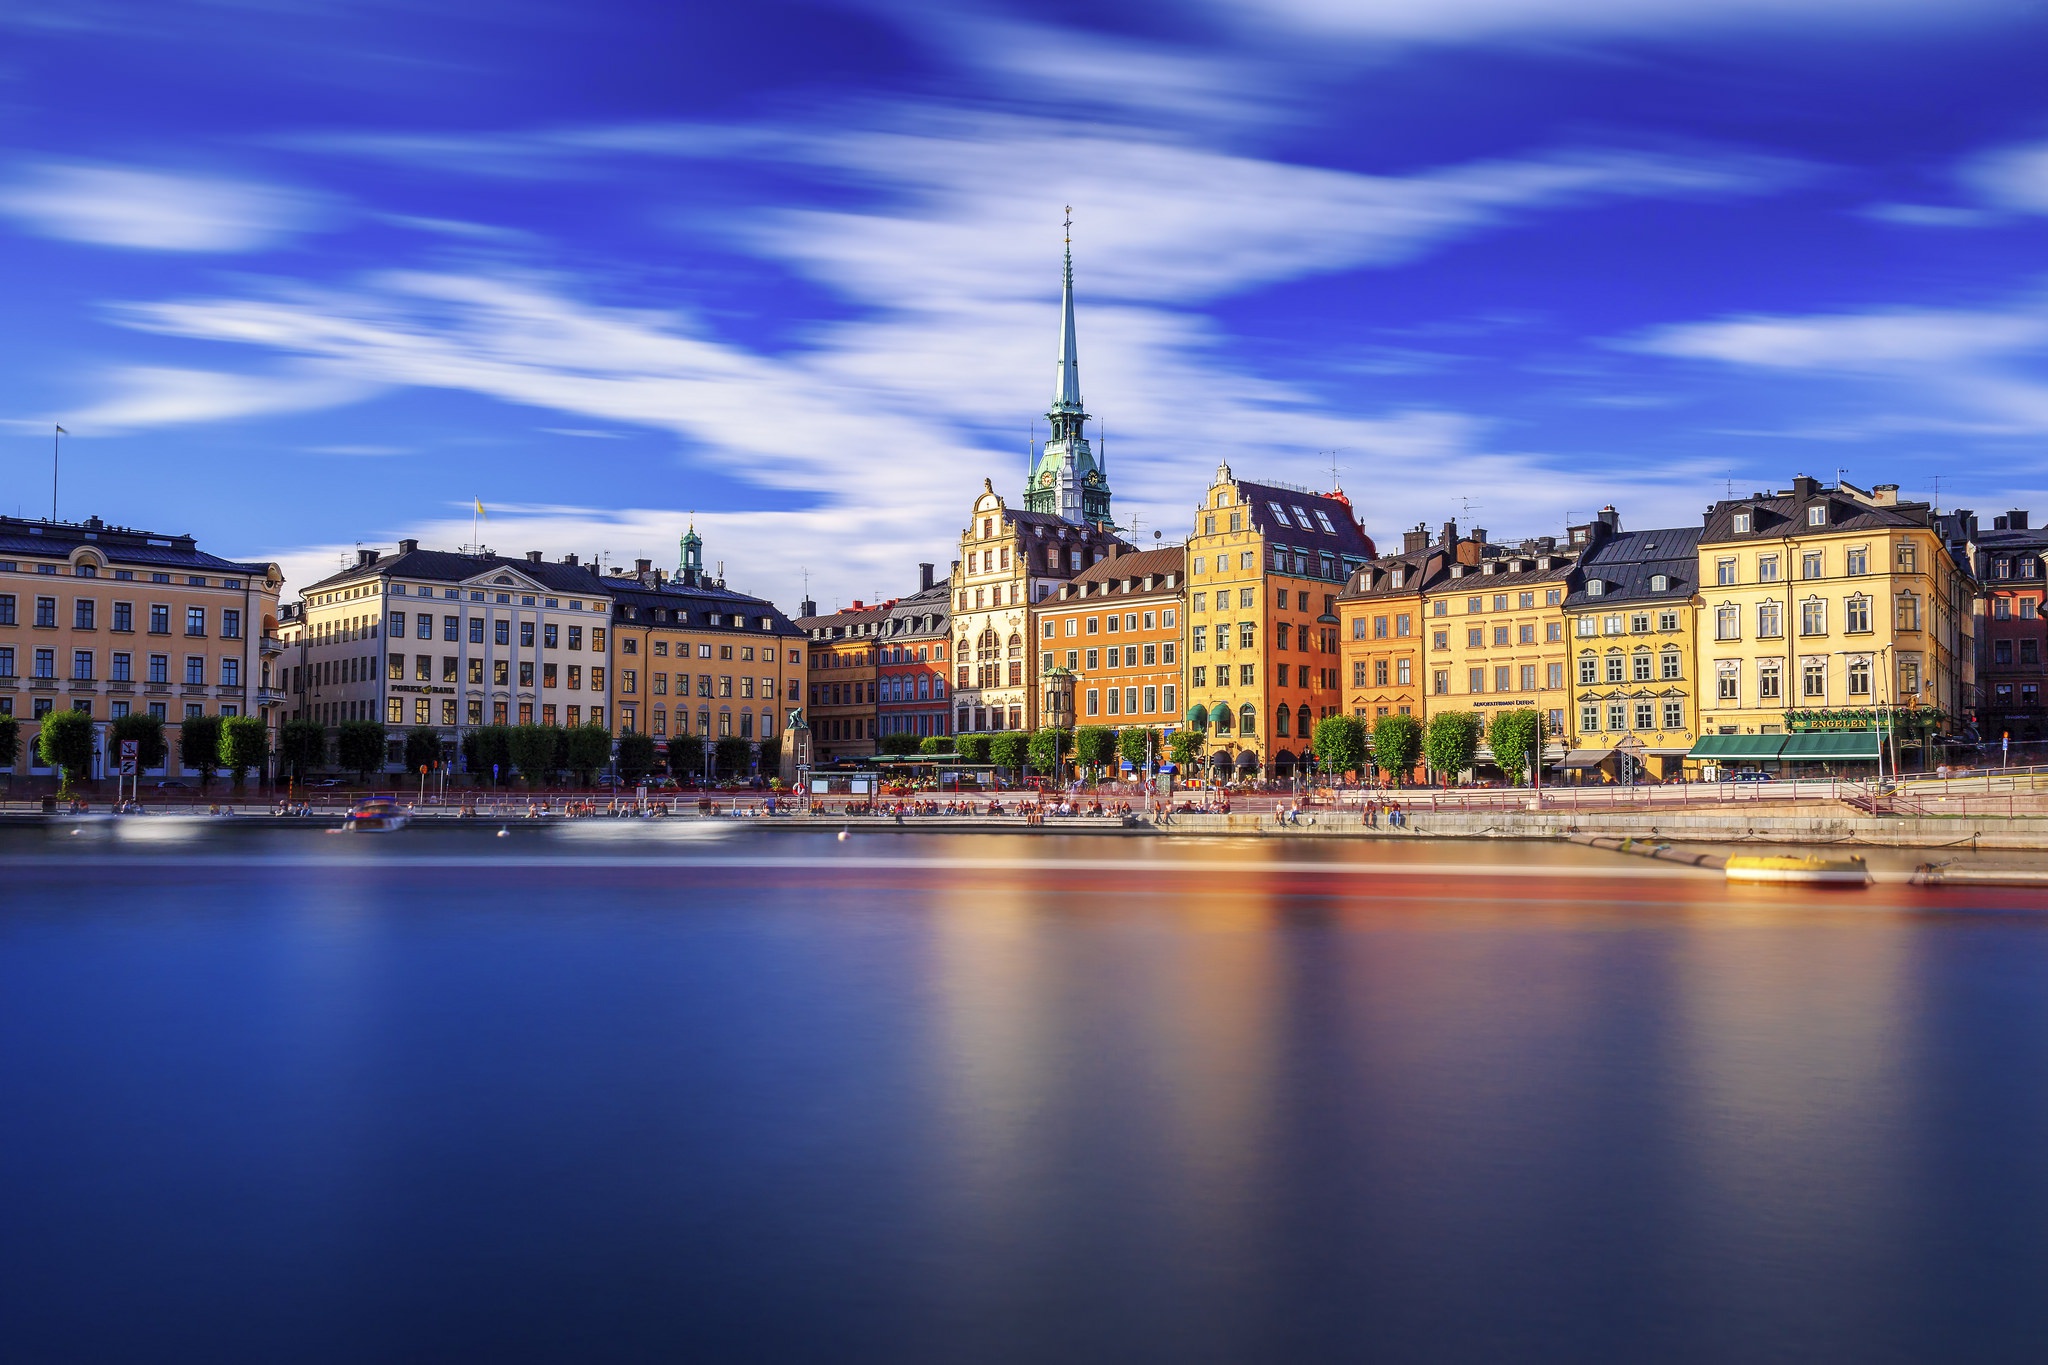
1339, 523, 1460, 733
1418, 527, 1579, 765
1182, 466, 1375, 777
879, 566, 951, 742
1946, 508, 2048, 749
1039, 546, 1184, 734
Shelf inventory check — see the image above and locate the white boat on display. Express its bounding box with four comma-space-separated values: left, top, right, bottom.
342, 799, 409, 832
1725, 853, 1869, 886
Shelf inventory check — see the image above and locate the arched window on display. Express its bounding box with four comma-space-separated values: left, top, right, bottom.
1007, 633, 1022, 658
1214, 707, 1233, 735
977, 628, 999, 660
1296, 704, 1313, 736
1239, 704, 1258, 736
1276, 707, 1291, 737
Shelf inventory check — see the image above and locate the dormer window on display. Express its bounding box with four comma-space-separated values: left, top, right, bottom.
1650, 574, 1668, 592
1450, 564, 1464, 578
1588, 580, 1605, 596
1391, 570, 1404, 588
1808, 505, 1827, 527
1482, 562, 1496, 575
1268, 502, 1292, 527
1733, 512, 1751, 533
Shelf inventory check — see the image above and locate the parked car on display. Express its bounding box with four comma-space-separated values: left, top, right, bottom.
154, 780, 190, 790
309, 778, 348, 789
1729, 769, 1774, 783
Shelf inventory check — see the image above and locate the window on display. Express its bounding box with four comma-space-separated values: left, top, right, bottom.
1520, 665, 1537, 691
1757, 555, 1779, 583
1845, 595, 1872, 633
1848, 657, 1872, 696
1717, 661, 1739, 701
1661, 649, 1682, 681
1758, 601, 1782, 638
1493, 627, 1509, 647
1802, 552, 1823, 580
71, 649, 93, 681
1397, 659, 1412, 686
221, 658, 239, 687
150, 604, 169, 634
1897, 542, 1917, 574
1717, 559, 1736, 587
1469, 667, 1485, 693
1579, 657, 1598, 685
1604, 615, 1623, 636
1846, 547, 1868, 576
1576, 617, 1597, 638
1716, 605, 1739, 641
0, 596, 11, 627
1758, 662, 1781, 701
1808, 505, 1827, 527
1800, 598, 1826, 636
33, 648, 54, 679
149, 654, 167, 684
470, 618, 485, 644
1649, 575, 1668, 593
1632, 653, 1653, 683
1433, 670, 1450, 695
111, 652, 131, 682
1607, 702, 1626, 732
521, 622, 535, 648
1732, 512, 1751, 533
1662, 699, 1684, 730
185, 655, 206, 685
71, 598, 95, 630
1897, 594, 1921, 631
1658, 610, 1678, 632
544, 624, 559, 649
1519, 625, 1536, 645
1605, 654, 1625, 684
1802, 658, 1826, 698
32, 597, 55, 627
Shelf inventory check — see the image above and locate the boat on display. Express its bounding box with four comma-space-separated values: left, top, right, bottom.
342, 799, 409, 833
1724, 853, 1868, 886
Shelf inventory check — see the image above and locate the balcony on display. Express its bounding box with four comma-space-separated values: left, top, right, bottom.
259, 633, 285, 658
255, 685, 289, 705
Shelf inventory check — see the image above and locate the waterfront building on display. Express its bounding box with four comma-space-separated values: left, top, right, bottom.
878, 565, 951, 742
1692, 476, 1974, 771
1039, 546, 1184, 739
1945, 509, 2047, 754
795, 598, 891, 762
292, 540, 614, 772
1339, 523, 1456, 736
952, 482, 1126, 735
1416, 522, 1579, 775
1182, 466, 1375, 778
0, 514, 284, 783
1560, 520, 1703, 782
604, 527, 805, 772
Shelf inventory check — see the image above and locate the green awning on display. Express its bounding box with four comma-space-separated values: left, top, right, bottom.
1185, 704, 1210, 729
1779, 731, 1881, 760
1687, 734, 1787, 760
1208, 702, 1231, 726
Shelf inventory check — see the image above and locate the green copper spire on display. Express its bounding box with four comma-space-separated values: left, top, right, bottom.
1026, 208, 1113, 527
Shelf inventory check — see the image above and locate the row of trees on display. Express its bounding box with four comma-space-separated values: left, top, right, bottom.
864, 708, 1543, 788
272, 719, 781, 788
0, 709, 266, 794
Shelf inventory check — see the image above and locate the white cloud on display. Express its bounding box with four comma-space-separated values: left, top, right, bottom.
66, 364, 378, 432
1209, 0, 1995, 44
1966, 139, 2048, 216
1857, 202, 1995, 228
0, 162, 323, 251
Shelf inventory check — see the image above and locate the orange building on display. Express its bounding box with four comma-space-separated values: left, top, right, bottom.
794, 599, 891, 762
1038, 546, 1184, 735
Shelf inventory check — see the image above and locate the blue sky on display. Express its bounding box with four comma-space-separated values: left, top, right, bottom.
3, 0, 2047, 609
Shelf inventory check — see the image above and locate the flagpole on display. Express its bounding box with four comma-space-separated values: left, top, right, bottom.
51, 424, 62, 521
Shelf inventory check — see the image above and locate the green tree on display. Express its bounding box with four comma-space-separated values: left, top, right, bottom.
110, 711, 169, 773
219, 715, 269, 791
462, 725, 513, 784
403, 726, 441, 775
989, 730, 1028, 775
616, 731, 657, 785
1312, 714, 1367, 781
918, 735, 948, 756
757, 734, 781, 774
0, 715, 18, 773
956, 733, 992, 765
1074, 725, 1117, 772
1168, 727, 1205, 769
335, 719, 386, 784
668, 731, 707, 780
278, 719, 326, 782
1423, 711, 1482, 787
37, 708, 95, 793
507, 724, 559, 788
181, 713, 225, 792
1026, 726, 1068, 776
566, 723, 612, 785
1371, 713, 1423, 787
1485, 708, 1543, 786
1117, 726, 1155, 769
877, 732, 923, 756
714, 735, 752, 779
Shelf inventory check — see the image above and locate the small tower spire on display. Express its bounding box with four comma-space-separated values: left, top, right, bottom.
679, 515, 704, 584
1026, 208, 1113, 528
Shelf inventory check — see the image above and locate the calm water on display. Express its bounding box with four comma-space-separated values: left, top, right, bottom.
5, 828, 2048, 1363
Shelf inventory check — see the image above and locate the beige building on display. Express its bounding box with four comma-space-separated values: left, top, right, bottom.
1561, 519, 1703, 781
1692, 476, 1974, 771
950, 479, 1125, 734
0, 513, 284, 782
290, 540, 615, 772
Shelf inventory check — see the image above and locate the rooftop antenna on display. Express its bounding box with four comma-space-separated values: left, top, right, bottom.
1932, 474, 1941, 513
1726, 471, 1734, 498
1323, 448, 1346, 491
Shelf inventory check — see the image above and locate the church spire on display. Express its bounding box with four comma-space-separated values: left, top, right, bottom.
1025, 208, 1113, 528
1052, 206, 1082, 415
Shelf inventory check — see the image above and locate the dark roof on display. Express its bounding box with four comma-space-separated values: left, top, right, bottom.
1340, 544, 1446, 601
1236, 482, 1376, 559
883, 580, 951, 638
1064, 545, 1184, 591
795, 601, 895, 638
1428, 547, 1578, 594
1564, 527, 1703, 608
0, 514, 274, 577
1699, 478, 1931, 546
302, 546, 615, 597
606, 577, 803, 636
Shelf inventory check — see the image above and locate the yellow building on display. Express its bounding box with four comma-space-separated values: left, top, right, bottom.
0, 513, 284, 784
1560, 520, 1703, 781
1691, 476, 1975, 772
1183, 465, 1375, 779
1418, 527, 1578, 775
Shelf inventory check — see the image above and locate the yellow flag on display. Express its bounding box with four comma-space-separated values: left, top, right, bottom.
475, 498, 487, 520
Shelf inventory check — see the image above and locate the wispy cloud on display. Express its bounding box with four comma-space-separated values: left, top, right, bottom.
1212, 0, 2000, 44
1857, 201, 1996, 228
0, 162, 325, 252
1966, 139, 2048, 216
66, 364, 377, 431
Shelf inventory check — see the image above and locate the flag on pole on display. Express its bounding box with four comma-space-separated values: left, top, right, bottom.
475, 498, 487, 520
55, 425, 67, 435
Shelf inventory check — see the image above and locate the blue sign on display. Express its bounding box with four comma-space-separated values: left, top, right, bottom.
1160, 763, 1177, 774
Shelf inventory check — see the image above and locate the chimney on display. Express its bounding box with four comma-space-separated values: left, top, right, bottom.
1471, 528, 1488, 544
1873, 483, 1900, 506
1995, 515, 2010, 532
1403, 523, 1429, 554
919, 562, 935, 591
1793, 474, 1820, 499
562, 553, 578, 566
526, 551, 543, 563
398, 538, 418, 554
2011, 510, 2030, 531
800, 598, 817, 618
1598, 506, 1621, 533
355, 548, 378, 568
635, 558, 651, 574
